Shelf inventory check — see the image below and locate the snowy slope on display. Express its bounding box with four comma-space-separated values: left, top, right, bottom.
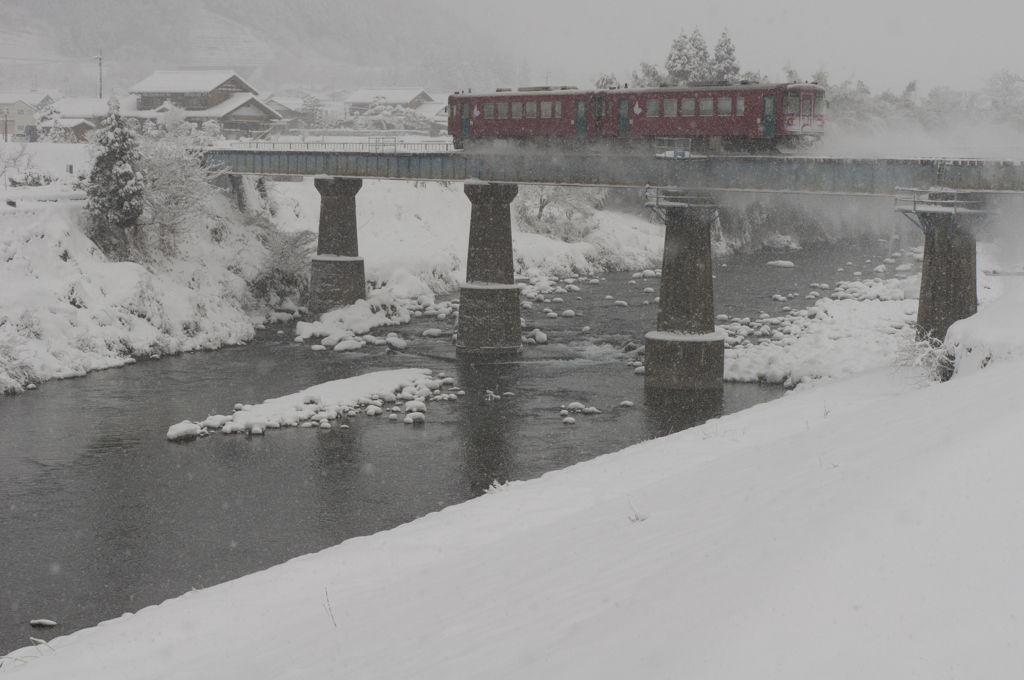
4, 285, 1024, 677
270, 178, 664, 290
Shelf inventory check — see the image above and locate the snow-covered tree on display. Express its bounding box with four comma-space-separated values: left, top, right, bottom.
352, 97, 433, 131
594, 73, 620, 89
985, 71, 1024, 127
711, 30, 740, 83
301, 95, 325, 127
664, 27, 713, 84
85, 97, 146, 260
135, 107, 226, 255
630, 62, 669, 88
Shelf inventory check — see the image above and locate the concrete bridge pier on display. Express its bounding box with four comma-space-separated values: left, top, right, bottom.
456, 182, 522, 361
307, 177, 366, 315
645, 203, 724, 390
915, 212, 979, 342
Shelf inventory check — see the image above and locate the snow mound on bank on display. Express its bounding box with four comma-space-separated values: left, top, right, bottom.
723, 297, 918, 388
947, 280, 1024, 376
0, 198, 259, 393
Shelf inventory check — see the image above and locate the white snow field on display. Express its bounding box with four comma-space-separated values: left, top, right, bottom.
5, 280, 1024, 678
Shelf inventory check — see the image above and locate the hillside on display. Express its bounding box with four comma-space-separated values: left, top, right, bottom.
1, 0, 521, 96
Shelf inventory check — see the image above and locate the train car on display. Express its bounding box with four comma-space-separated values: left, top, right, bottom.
448, 82, 825, 153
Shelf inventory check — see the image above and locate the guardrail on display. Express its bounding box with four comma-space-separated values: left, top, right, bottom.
229, 138, 455, 154
894, 187, 990, 215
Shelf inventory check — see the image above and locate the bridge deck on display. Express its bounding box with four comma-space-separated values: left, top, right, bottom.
203, 148, 1024, 195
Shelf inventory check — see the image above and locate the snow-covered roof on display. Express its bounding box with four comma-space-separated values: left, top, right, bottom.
130, 71, 257, 95
269, 97, 304, 112
40, 118, 95, 129
183, 93, 280, 120
53, 98, 111, 119
345, 88, 433, 105
415, 101, 448, 119
0, 91, 56, 108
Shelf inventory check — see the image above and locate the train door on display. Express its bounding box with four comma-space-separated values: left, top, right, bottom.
461, 103, 470, 138
762, 95, 775, 138
575, 100, 587, 138
618, 98, 629, 138
799, 93, 813, 133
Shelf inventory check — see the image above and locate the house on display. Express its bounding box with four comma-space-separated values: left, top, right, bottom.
0, 91, 60, 139
37, 118, 95, 142
51, 98, 121, 129
414, 100, 450, 136
344, 88, 434, 117
129, 70, 281, 137
261, 94, 304, 129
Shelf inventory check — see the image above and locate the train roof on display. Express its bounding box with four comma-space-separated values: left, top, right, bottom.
449, 83, 825, 99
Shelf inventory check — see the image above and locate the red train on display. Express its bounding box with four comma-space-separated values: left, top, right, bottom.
448, 82, 825, 153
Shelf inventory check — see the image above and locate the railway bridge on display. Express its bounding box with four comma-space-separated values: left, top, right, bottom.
204, 142, 1024, 390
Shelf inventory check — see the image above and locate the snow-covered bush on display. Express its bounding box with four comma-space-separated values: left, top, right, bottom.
8, 169, 57, 187
892, 335, 954, 383
249, 228, 318, 304
136, 115, 225, 256
351, 97, 434, 132
515, 186, 604, 243
1, 143, 36, 185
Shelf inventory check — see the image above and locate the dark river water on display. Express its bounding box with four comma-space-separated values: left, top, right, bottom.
0, 240, 905, 654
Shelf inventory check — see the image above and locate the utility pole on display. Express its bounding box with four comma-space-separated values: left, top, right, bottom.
91, 48, 103, 99
2, 108, 8, 143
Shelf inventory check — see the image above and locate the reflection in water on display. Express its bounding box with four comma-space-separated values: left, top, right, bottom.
643, 387, 725, 438
455, 363, 521, 496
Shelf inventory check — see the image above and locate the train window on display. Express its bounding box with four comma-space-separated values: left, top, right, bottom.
483, 103, 494, 119
526, 102, 537, 118
680, 98, 695, 116
462, 103, 470, 119
646, 99, 660, 117
717, 98, 732, 116
736, 97, 745, 116
783, 93, 799, 114
814, 95, 825, 115
497, 102, 508, 119
540, 101, 552, 118
512, 102, 522, 119
594, 97, 605, 117
699, 98, 713, 116
764, 96, 775, 115
663, 99, 677, 117
555, 101, 562, 118
802, 98, 812, 116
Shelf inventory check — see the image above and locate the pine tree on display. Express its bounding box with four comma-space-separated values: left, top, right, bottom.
85, 97, 145, 260
712, 30, 740, 83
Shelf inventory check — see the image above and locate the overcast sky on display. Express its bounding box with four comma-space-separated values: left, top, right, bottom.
438, 0, 1021, 93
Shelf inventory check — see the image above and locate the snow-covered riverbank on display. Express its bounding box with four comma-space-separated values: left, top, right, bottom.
5, 279, 1023, 678
1, 142, 668, 394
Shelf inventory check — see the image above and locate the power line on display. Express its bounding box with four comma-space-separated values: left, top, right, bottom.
0, 55, 102, 65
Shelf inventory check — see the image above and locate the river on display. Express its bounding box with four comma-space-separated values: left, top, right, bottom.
0, 239, 901, 654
